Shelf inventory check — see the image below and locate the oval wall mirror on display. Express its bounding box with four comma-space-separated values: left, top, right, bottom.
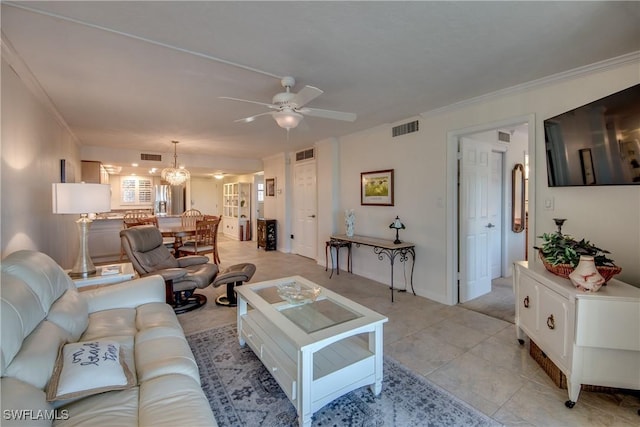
512, 163, 525, 233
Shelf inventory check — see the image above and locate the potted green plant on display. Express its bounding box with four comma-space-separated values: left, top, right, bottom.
535, 232, 621, 282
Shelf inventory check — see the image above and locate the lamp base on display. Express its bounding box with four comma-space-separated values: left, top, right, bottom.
69, 215, 97, 278
393, 229, 402, 244
69, 269, 96, 279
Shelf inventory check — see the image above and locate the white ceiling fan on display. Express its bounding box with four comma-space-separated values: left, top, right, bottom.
220, 76, 356, 130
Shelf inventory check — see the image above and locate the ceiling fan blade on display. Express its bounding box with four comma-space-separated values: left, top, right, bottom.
299, 107, 356, 122
219, 96, 278, 109
291, 85, 323, 108
234, 111, 274, 123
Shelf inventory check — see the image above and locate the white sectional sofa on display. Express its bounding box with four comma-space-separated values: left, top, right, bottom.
1, 250, 216, 426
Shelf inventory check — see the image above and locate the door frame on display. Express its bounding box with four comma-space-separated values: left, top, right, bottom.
490, 148, 506, 280
445, 114, 535, 305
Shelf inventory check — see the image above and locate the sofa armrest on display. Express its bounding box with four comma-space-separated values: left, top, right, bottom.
82, 275, 166, 313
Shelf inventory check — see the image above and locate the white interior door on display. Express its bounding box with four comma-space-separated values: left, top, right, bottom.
489, 151, 503, 279
189, 178, 220, 215
459, 137, 492, 302
293, 161, 317, 259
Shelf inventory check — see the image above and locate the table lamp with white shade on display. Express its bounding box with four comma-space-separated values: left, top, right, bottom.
52, 183, 111, 278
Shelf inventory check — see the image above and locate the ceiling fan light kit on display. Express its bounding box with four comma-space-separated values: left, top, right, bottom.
273, 109, 303, 129
161, 140, 190, 186
220, 76, 356, 132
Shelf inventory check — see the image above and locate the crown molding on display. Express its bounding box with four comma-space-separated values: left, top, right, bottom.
2, 32, 80, 144
4, 1, 281, 80
421, 51, 640, 119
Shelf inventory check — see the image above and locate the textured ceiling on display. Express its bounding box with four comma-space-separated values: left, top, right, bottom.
2, 1, 639, 175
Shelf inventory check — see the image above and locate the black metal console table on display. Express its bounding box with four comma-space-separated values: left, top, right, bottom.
330, 234, 416, 302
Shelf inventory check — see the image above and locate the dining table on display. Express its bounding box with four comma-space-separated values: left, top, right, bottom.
159, 225, 196, 254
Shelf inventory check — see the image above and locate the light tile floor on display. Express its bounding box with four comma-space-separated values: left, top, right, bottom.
178, 237, 640, 426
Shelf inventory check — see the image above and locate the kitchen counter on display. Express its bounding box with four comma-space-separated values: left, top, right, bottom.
89, 214, 182, 263
94, 213, 183, 220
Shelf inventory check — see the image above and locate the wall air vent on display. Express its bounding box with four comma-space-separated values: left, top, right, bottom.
392, 120, 419, 137
498, 131, 511, 143
140, 153, 162, 161
295, 148, 315, 162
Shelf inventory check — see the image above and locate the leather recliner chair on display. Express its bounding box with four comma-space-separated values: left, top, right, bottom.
120, 225, 255, 313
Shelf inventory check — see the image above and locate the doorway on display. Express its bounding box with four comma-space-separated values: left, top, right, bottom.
292, 160, 317, 259
446, 115, 534, 313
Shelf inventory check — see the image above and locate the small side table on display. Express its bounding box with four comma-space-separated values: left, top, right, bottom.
69, 263, 135, 289
325, 240, 352, 278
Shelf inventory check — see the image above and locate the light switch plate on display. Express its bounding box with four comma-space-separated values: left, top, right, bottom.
544, 197, 554, 210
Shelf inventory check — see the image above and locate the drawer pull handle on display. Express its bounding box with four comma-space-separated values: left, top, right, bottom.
523, 296, 530, 308
547, 314, 555, 330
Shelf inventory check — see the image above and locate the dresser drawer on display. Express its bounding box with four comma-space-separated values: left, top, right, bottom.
261, 345, 297, 401
538, 286, 570, 367
240, 317, 264, 357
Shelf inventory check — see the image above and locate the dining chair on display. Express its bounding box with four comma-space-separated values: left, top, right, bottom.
181, 209, 203, 228
202, 216, 222, 264
177, 218, 220, 263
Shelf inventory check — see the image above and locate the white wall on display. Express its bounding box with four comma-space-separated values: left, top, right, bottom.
262, 153, 289, 252
316, 138, 340, 262
1, 57, 81, 268
314, 56, 639, 304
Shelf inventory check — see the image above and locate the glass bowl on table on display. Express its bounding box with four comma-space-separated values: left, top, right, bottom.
276, 281, 321, 305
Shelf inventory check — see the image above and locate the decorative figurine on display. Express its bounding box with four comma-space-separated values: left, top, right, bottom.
345, 209, 355, 237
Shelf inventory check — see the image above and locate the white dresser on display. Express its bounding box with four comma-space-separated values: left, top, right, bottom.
514, 261, 640, 407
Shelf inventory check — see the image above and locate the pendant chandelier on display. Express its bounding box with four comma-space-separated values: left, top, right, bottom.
161, 141, 190, 186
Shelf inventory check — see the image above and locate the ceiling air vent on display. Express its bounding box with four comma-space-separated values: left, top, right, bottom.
140, 153, 162, 161
392, 120, 419, 137
295, 148, 315, 162
498, 131, 511, 143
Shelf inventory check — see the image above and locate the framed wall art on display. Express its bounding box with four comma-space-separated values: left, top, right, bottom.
265, 177, 276, 197
361, 169, 394, 206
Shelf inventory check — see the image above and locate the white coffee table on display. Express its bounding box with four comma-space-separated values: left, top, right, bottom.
236, 276, 388, 427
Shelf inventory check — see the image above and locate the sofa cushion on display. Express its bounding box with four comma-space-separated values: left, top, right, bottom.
46, 290, 89, 342
54, 386, 139, 427
1, 274, 48, 374
1, 251, 86, 375
80, 309, 137, 341
135, 328, 199, 384
46, 341, 135, 402
4, 321, 69, 390
138, 374, 217, 427
1, 251, 72, 313
135, 302, 183, 331
0, 377, 55, 427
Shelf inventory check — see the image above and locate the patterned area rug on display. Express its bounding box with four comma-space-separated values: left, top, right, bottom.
187, 324, 500, 427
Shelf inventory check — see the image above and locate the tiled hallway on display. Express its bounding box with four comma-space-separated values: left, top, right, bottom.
178, 237, 640, 426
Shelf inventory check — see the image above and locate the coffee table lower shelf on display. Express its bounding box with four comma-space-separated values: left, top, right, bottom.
239, 310, 381, 426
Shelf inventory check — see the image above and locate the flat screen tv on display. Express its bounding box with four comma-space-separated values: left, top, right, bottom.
544, 84, 640, 187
